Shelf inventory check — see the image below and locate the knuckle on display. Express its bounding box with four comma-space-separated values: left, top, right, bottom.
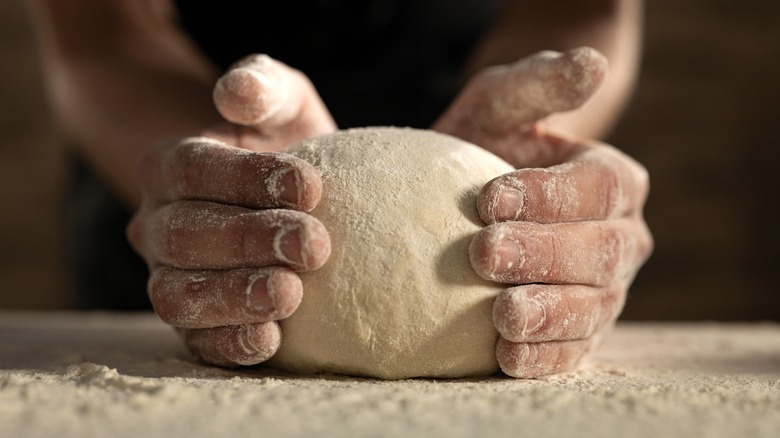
147, 268, 176, 324
545, 231, 563, 278
632, 160, 651, 199
172, 138, 227, 198
601, 163, 622, 218
599, 225, 624, 279
638, 221, 655, 260
153, 202, 210, 267
614, 149, 651, 207
235, 215, 254, 263
155, 205, 185, 265
604, 284, 627, 321
125, 213, 145, 255
172, 141, 203, 198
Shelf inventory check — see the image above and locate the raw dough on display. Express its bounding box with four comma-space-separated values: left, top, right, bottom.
266, 127, 513, 379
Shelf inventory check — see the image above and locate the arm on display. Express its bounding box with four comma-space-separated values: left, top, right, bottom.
463, 0, 643, 139
433, 1, 651, 377
29, 0, 221, 206
31, 1, 337, 366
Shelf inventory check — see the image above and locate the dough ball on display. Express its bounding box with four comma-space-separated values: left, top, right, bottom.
266, 127, 513, 379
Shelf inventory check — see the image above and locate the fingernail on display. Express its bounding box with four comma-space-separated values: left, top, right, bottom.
279, 168, 302, 207
247, 274, 275, 311
495, 186, 524, 221
274, 226, 306, 268
235, 323, 281, 363
496, 239, 522, 274
266, 167, 302, 208
522, 297, 545, 336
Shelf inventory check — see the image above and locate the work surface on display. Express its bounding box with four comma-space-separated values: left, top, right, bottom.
1, 313, 779, 437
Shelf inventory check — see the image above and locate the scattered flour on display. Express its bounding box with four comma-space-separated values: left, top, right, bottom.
1, 312, 779, 438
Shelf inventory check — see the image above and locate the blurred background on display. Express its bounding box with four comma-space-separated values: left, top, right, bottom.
1, 0, 778, 320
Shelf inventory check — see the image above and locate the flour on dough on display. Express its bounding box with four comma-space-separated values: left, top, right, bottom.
266, 127, 513, 379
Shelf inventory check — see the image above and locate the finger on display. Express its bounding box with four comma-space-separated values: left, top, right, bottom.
478, 144, 650, 224
149, 267, 302, 329
493, 284, 624, 344
183, 323, 281, 367
470, 219, 652, 286
138, 137, 322, 210
496, 337, 594, 378
433, 47, 607, 143
144, 201, 330, 270
212, 54, 336, 144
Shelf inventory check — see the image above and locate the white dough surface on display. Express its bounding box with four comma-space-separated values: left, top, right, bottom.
271, 127, 512, 379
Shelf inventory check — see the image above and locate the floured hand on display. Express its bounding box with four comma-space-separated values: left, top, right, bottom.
128, 55, 335, 367
433, 47, 653, 378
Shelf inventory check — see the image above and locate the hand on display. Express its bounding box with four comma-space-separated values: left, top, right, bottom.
128, 55, 335, 367
433, 47, 653, 378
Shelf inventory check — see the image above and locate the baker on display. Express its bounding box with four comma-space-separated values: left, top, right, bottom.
30, 0, 652, 378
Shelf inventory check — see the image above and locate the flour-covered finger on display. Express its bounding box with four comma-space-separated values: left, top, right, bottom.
493, 284, 624, 344
149, 267, 302, 329
478, 144, 650, 224
138, 137, 322, 210
213, 54, 335, 139
470, 219, 650, 286
496, 337, 594, 378
183, 323, 282, 367
144, 201, 330, 270
433, 47, 606, 143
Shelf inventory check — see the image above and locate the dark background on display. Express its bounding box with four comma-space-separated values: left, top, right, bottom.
1, 0, 778, 320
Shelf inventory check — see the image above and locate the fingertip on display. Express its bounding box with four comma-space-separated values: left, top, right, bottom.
516, 46, 608, 113
469, 228, 494, 280
496, 338, 535, 378
566, 46, 608, 72
477, 176, 526, 224
493, 288, 546, 343
274, 156, 323, 212
469, 225, 522, 282
496, 338, 591, 378
562, 46, 608, 105
299, 216, 332, 270
299, 165, 324, 212
477, 179, 501, 224
274, 214, 331, 271
185, 323, 282, 367
214, 66, 286, 125
265, 268, 303, 318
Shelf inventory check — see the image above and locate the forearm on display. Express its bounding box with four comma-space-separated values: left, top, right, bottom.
46, 56, 220, 207
465, 0, 643, 139
29, 0, 221, 207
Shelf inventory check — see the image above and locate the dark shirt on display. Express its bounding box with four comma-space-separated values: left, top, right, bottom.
68, 0, 500, 310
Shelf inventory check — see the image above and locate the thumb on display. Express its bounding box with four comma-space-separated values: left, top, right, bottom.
433, 47, 607, 155
212, 54, 336, 150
